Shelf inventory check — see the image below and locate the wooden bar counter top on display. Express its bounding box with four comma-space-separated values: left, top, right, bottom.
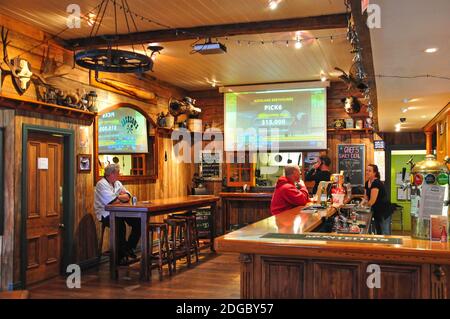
215, 205, 450, 299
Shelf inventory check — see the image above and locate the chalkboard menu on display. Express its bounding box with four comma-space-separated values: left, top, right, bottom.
200, 151, 222, 181
194, 208, 211, 238
337, 144, 365, 186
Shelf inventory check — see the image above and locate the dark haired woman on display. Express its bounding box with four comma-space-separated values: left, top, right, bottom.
364, 164, 392, 235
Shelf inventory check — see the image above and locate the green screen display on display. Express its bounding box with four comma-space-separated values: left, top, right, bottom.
224, 88, 327, 151
98, 107, 148, 153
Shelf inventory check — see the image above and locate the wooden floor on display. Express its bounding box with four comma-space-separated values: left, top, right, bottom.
28, 252, 240, 299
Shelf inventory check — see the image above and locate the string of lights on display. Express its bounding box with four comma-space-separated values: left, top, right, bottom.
15, 2, 105, 59
375, 74, 450, 81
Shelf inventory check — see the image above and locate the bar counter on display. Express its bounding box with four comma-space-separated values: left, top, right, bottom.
215, 205, 450, 299
219, 192, 273, 233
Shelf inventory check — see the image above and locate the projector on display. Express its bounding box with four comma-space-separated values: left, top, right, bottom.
194, 42, 227, 55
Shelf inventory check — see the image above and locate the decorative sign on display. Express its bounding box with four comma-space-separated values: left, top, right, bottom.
374, 140, 385, 150
37, 157, 48, 170
261, 233, 403, 245
414, 174, 423, 186
194, 208, 211, 238
437, 173, 449, 186
200, 151, 222, 181
337, 144, 365, 185
425, 174, 436, 185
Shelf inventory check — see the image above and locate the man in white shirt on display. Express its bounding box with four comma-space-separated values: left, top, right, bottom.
94, 164, 140, 264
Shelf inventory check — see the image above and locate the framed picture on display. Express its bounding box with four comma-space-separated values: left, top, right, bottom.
77, 154, 92, 173
397, 187, 409, 201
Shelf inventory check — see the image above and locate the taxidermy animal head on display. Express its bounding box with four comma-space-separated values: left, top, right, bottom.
169, 96, 201, 117
341, 96, 361, 114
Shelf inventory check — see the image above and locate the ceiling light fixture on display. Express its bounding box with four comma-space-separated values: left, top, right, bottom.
320, 71, 327, 82
294, 34, 302, 49
268, 0, 281, 10
424, 47, 439, 53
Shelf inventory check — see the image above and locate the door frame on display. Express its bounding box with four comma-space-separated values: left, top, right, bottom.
21, 124, 75, 288
385, 144, 425, 202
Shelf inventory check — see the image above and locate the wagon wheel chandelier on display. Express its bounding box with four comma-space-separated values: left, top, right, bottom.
74, 0, 161, 73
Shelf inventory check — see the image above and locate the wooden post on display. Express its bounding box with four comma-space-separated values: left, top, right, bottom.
425, 131, 433, 155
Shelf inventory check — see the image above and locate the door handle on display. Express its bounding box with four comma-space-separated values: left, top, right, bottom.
59, 223, 65, 229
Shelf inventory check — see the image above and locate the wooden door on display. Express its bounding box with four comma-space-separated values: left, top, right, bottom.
26, 132, 64, 285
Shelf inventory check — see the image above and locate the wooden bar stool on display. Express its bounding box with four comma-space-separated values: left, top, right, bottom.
164, 218, 190, 272
169, 212, 199, 263
98, 222, 109, 262
148, 222, 172, 280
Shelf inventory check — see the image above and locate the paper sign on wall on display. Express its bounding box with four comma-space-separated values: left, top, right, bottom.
38, 157, 48, 170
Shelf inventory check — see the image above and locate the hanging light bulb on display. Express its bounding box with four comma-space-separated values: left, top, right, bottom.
268, 0, 280, 10
294, 31, 302, 49
294, 36, 302, 49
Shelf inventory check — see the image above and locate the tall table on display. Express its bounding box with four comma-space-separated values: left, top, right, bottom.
105, 195, 219, 281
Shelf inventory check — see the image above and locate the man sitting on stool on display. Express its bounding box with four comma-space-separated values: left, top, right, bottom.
94, 164, 140, 265
271, 164, 309, 215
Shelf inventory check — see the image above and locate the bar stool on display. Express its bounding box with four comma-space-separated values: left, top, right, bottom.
169, 212, 199, 263
164, 218, 191, 272
98, 222, 109, 262
148, 222, 173, 280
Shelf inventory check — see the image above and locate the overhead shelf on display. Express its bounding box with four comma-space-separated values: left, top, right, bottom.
327, 128, 373, 134
0, 93, 96, 123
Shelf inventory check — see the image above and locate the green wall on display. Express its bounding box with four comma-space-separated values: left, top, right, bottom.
390, 154, 425, 231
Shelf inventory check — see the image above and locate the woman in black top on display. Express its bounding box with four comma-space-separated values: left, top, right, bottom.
306, 155, 332, 195
364, 164, 392, 235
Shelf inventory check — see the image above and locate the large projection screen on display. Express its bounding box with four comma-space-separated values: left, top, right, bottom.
223, 82, 328, 151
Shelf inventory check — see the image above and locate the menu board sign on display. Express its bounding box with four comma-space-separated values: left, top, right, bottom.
337, 144, 365, 186
200, 151, 222, 181
194, 208, 211, 238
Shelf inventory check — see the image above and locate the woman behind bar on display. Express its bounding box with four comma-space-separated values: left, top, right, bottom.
364, 164, 393, 235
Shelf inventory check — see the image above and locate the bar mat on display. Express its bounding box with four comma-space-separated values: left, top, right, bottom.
260, 233, 403, 245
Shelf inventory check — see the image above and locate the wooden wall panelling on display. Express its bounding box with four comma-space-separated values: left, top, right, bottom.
0, 109, 15, 290
260, 256, 306, 299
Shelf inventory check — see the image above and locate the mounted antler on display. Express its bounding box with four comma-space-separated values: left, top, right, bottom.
1, 26, 33, 94
1, 26, 12, 72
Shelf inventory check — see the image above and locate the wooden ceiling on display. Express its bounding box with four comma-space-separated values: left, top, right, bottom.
0, 0, 353, 91
0, 0, 347, 39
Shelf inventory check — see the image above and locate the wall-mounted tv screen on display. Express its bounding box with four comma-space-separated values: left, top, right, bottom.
223, 82, 328, 151
98, 107, 148, 153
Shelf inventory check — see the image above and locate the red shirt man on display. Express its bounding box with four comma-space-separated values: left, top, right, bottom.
271, 164, 310, 215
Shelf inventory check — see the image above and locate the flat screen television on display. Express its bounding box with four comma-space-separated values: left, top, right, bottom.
222, 82, 328, 151
98, 107, 148, 154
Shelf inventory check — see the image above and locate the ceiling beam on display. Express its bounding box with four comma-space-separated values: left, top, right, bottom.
65, 13, 347, 50
349, 0, 379, 131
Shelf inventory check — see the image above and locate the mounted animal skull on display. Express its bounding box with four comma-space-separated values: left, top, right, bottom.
341, 96, 362, 114
169, 96, 202, 117
1, 27, 33, 95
